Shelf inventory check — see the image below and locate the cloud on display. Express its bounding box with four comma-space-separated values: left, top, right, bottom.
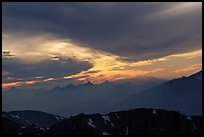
2, 77, 60, 90
83, 70, 101, 74
2, 50, 15, 58
170, 50, 202, 59
145, 2, 202, 20
2, 56, 92, 89
2, 2, 202, 61
2, 3, 202, 88
2, 80, 41, 90
174, 64, 202, 73
65, 67, 165, 84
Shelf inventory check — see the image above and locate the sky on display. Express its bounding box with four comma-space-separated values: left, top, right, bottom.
2, 2, 202, 90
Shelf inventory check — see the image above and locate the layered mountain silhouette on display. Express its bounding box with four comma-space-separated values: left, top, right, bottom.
115, 70, 202, 115
2, 71, 202, 135
3, 78, 164, 117
2, 110, 65, 128
2, 110, 65, 135
3, 71, 202, 117
2, 108, 202, 135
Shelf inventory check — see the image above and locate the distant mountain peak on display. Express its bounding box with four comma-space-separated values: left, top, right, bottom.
2, 110, 65, 129
8, 87, 19, 91
83, 81, 94, 86
64, 84, 75, 88
116, 69, 202, 116
189, 70, 202, 79
103, 80, 110, 83
100, 81, 110, 85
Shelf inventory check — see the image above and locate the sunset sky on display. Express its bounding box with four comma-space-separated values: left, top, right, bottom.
2, 2, 202, 90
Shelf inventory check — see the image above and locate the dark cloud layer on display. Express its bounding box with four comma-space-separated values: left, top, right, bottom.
2, 51, 15, 58
2, 2, 202, 61
2, 57, 92, 82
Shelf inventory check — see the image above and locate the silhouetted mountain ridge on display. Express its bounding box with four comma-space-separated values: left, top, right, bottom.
2, 110, 65, 128
189, 70, 202, 79
2, 108, 202, 135
115, 70, 202, 115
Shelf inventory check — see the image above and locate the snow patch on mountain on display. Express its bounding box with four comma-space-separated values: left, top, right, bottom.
87, 118, 96, 128
102, 131, 110, 135
102, 115, 111, 124
153, 110, 157, 115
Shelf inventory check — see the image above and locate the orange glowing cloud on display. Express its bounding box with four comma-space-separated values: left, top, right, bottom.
43, 78, 57, 82
174, 64, 202, 73
2, 80, 39, 90
65, 68, 165, 84
2, 77, 57, 90
64, 49, 201, 84
170, 50, 202, 59
3, 33, 202, 88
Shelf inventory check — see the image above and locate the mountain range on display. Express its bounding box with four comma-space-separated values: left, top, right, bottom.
2, 77, 165, 117
2, 71, 202, 116
114, 70, 202, 115
2, 110, 65, 128
2, 70, 202, 135
2, 108, 202, 135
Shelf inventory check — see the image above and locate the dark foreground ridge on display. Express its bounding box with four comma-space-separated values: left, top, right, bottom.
2, 108, 202, 135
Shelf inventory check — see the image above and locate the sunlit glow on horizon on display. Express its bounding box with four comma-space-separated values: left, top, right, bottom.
2, 34, 202, 89
2, 77, 57, 90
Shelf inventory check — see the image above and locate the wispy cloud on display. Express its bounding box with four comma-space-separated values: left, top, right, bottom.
145, 2, 201, 20
3, 2, 202, 61
2, 50, 15, 58
64, 48, 201, 84
170, 50, 202, 59
2, 32, 202, 88
174, 64, 202, 73
2, 77, 57, 90
2, 2, 202, 89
